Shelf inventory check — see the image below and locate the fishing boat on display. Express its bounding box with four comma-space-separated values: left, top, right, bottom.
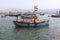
13, 13, 49, 27
13, 5, 49, 27
13, 20, 49, 27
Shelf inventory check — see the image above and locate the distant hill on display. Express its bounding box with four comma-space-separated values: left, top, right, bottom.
0, 8, 60, 14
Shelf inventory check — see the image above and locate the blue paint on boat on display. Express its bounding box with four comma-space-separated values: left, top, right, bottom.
29, 24, 35, 27
13, 21, 49, 27
37, 22, 49, 27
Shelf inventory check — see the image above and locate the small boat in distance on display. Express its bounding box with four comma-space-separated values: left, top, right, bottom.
50, 11, 60, 17
51, 14, 60, 17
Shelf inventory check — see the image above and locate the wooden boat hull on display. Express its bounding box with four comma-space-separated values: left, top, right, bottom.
13, 21, 49, 27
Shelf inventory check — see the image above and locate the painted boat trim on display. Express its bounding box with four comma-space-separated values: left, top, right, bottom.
13, 21, 49, 27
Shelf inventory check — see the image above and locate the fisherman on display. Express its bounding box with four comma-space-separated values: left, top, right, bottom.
32, 14, 38, 23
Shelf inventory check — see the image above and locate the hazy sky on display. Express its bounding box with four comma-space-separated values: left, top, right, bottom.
0, 0, 60, 9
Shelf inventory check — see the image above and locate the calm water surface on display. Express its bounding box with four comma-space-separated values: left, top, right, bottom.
0, 16, 60, 40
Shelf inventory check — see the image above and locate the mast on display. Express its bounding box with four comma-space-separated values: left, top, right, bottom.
33, 0, 38, 23
33, 5, 38, 23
